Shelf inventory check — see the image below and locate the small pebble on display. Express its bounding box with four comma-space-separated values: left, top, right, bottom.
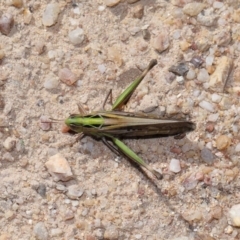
183, 3, 206, 17
23, 8, 32, 24
142, 29, 151, 41
43, 75, 59, 90
197, 11, 217, 27
213, 1, 224, 9
201, 148, 214, 164
68, 28, 85, 45
37, 184, 47, 198
193, 89, 200, 97
224, 225, 233, 234
208, 113, 219, 122
179, 40, 190, 51
152, 32, 169, 53
165, 72, 176, 83
211, 205, 222, 219
206, 55, 214, 66
42, 3, 60, 27
172, 30, 181, 39
199, 100, 215, 112
39, 116, 51, 131
132, 5, 144, 19
98, 5, 105, 11
169, 62, 189, 76
190, 56, 204, 68
64, 210, 75, 220
197, 68, 209, 82
34, 222, 49, 240
229, 204, 240, 227
176, 76, 184, 84
235, 143, 240, 152
169, 159, 181, 173
50, 228, 63, 237
205, 122, 214, 132
98, 64, 106, 73
219, 96, 232, 110
104, 0, 121, 7
182, 209, 202, 222
211, 93, 222, 103
67, 185, 84, 200
0, 14, 14, 35
216, 135, 231, 150
183, 175, 199, 190
59, 68, 77, 85
45, 153, 73, 181
56, 184, 66, 192
186, 68, 196, 80
3, 137, 16, 151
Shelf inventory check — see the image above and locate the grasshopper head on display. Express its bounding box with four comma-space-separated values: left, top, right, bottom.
65, 114, 84, 133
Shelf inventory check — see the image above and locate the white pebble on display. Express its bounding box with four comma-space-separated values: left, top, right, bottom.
176, 76, 184, 84
42, 3, 60, 27
208, 113, 219, 122
47, 50, 55, 59
186, 68, 196, 80
172, 30, 181, 39
50, 228, 63, 237
197, 68, 209, 82
229, 204, 240, 227
199, 100, 215, 112
43, 75, 59, 90
235, 143, 240, 152
3, 137, 16, 151
193, 89, 200, 97
67, 185, 84, 200
169, 159, 181, 173
211, 93, 222, 103
98, 64, 106, 73
98, 5, 106, 11
183, 3, 206, 17
73, 7, 81, 15
68, 28, 85, 45
206, 55, 214, 66
34, 222, 49, 240
213, 1, 224, 9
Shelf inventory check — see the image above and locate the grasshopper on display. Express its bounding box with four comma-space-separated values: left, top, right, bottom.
65, 60, 195, 179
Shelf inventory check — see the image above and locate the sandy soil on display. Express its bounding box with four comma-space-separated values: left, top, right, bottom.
1, 0, 240, 239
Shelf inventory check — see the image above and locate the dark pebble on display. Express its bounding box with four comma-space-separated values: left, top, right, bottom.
168, 62, 189, 76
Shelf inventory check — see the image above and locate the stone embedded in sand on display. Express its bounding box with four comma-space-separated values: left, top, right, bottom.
45, 153, 73, 181
42, 3, 60, 27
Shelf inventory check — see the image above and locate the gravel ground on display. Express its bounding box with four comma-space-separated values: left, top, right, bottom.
1, 0, 240, 239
